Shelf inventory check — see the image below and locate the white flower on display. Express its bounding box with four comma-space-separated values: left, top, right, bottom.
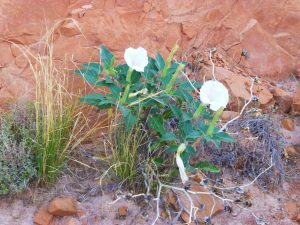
176, 143, 189, 184
200, 80, 229, 111
124, 47, 148, 72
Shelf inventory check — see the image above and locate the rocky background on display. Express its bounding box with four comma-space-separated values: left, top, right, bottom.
0, 0, 299, 112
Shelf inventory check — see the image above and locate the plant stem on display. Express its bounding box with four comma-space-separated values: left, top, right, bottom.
165, 64, 185, 93
120, 68, 133, 103
161, 44, 179, 78
193, 103, 204, 120
206, 107, 224, 136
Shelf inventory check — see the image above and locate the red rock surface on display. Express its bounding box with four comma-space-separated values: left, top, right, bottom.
47, 197, 77, 217
0, 0, 299, 107
34, 205, 54, 225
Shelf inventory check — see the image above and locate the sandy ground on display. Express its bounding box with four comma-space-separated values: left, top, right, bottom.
0, 179, 298, 225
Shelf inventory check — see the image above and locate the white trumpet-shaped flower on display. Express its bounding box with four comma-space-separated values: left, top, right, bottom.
176, 143, 189, 184
124, 47, 148, 72
200, 80, 229, 111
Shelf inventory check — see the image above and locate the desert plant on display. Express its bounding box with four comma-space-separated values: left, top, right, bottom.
0, 104, 36, 195
23, 35, 106, 184
110, 122, 148, 181
75, 45, 235, 183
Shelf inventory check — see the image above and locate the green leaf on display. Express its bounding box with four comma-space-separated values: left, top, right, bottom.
160, 132, 177, 142
179, 80, 202, 90
214, 132, 235, 143
118, 104, 130, 117
144, 57, 158, 80
96, 99, 115, 110
74, 69, 98, 85
181, 151, 190, 166
108, 83, 121, 99
186, 146, 196, 156
124, 111, 138, 130
131, 70, 142, 84
82, 62, 103, 74
193, 161, 220, 173
182, 112, 192, 121
153, 157, 164, 167
179, 120, 192, 140
186, 130, 202, 140
148, 115, 165, 135
80, 93, 105, 105
100, 45, 114, 70
166, 145, 178, 153
170, 105, 182, 118
155, 53, 165, 70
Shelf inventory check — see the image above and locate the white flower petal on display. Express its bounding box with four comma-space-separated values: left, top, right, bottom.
176, 154, 189, 184
210, 101, 223, 111
124, 47, 148, 72
200, 80, 229, 111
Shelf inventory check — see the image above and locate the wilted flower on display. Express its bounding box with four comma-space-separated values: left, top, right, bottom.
200, 80, 229, 111
128, 88, 148, 98
124, 47, 148, 72
176, 143, 189, 184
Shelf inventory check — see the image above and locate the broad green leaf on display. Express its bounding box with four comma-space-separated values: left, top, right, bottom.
124, 112, 138, 130
108, 83, 121, 99
118, 104, 130, 117
160, 132, 177, 142
100, 45, 114, 70
186, 130, 202, 140
193, 161, 220, 173
214, 132, 235, 143
131, 71, 142, 84
148, 115, 165, 135
155, 53, 165, 70
82, 62, 103, 74
179, 120, 192, 140
170, 105, 182, 118
182, 112, 192, 121
80, 93, 105, 105
144, 57, 158, 80
179, 80, 202, 90
181, 151, 189, 166
74, 69, 98, 85
186, 146, 196, 156
166, 145, 178, 153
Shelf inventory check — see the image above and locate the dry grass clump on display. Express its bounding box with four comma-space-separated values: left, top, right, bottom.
199, 115, 285, 190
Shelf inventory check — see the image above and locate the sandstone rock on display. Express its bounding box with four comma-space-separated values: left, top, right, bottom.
239, 19, 295, 79
0, 0, 299, 108
292, 87, 300, 115
221, 111, 239, 122
62, 217, 81, 225
48, 197, 77, 217
117, 206, 128, 219
284, 145, 298, 158
167, 185, 223, 224
60, 21, 81, 37
285, 201, 298, 220
281, 118, 295, 131
34, 205, 53, 225
193, 173, 203, 183
271, 87, 293, 113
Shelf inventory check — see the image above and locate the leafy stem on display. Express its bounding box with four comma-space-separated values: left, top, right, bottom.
206, 107, 224, 136
161, 45, 179, 78
120, 68, 133, 104
193, 103, 204, 120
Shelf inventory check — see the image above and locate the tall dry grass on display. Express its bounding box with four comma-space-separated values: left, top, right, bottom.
11, 26, 109, 184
